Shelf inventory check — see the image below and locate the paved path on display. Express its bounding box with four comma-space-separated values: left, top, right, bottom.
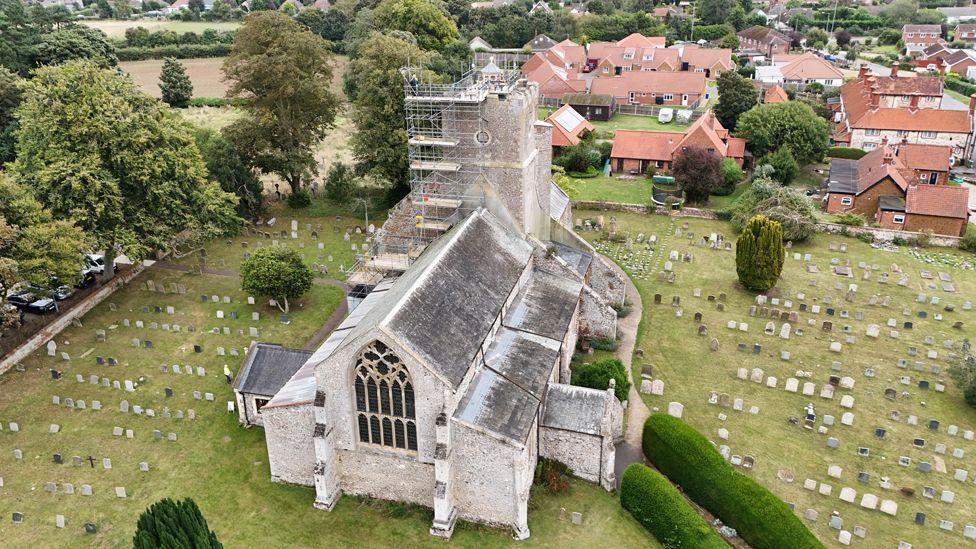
606, 254, 651, 487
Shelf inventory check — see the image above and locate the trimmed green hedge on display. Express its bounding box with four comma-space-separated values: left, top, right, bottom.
621, 464, 727, 548
827, 147, 866, 160
946, 76, 976, 98
643, 414, 823, 549
117, 44, 231, 61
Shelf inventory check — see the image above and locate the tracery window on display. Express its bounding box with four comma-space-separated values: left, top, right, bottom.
354, 341, 417, 451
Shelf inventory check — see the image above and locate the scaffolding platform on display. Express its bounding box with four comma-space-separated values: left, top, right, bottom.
408, 136, 459, 147
412, 196, 463, 209
410, 160, 461, 172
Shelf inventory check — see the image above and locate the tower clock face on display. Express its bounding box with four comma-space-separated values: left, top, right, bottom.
475, 130, 491, 145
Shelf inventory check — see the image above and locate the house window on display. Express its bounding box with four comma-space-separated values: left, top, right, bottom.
254, 398, 270, 413
695, 68, 705, 72
656, 160, 664, 168
865, 129, 881, 136
629, 91, 637, 103
624, 53, 633, 60
354, 341, 417, 452
921, 131, 937, 139
663, 93, 674, 100
893, 214, 905, 224
897, 130, 909, 137
594, 108, 602, 115
602, 67, 609, 74
864, 143, 877, 150
840, 197, 853, 205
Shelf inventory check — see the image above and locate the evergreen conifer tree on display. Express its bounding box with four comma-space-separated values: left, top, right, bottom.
735, 215, 784, 292
159, 58, 193, 108
133, 497, 222, 549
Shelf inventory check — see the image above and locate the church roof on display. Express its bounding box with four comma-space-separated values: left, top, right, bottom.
234, 343, 312, 397
541, 383, 609, 435
455, 368, 542, 443
503, 269, 582, 341
345, 210, 534, 389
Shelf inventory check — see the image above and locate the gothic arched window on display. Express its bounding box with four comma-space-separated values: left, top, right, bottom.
353, 341, 417, 451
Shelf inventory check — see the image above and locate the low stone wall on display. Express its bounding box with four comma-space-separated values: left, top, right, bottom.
817, 222, 963, 248
0, 263, 145, 376
572, 200, 718, 219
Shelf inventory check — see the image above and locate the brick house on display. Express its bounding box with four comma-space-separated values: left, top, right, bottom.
562, 93, 616, 121
831, 65, 973, 160
521, 52, 587, 100
763, 84, 789, 103
955, 23, 976, 44
824, 141, 969, 236
544, 104, 594, 148
903, 24, 946, 56
737, 26, 791, 58
589, 71, 707, 107
584, 34, 731, 78
609, 111, 746, 173
754, 52, 844, 88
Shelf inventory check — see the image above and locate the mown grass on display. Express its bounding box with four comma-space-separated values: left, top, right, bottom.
577, 210, 976, 548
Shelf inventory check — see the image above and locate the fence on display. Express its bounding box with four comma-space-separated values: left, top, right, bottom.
540, 97, 703, 121
817, 222, 963, 247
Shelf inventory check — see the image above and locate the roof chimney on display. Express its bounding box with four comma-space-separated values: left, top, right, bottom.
882, 142, 894, 165
970, 94, 976, 114
858, 63, 869, 80
909, 94, 919, 110
869, 91, 879, 109
890, 64, 898, 78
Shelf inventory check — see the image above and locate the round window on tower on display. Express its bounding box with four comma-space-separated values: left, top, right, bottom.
475, 130, 491, 145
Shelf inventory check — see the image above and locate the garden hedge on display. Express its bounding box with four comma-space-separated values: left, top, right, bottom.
827, 147, 866, 160
642, 414, 823, 549
620, 464, 727, 549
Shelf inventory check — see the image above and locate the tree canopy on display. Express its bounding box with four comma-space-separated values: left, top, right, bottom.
672, 147, 724, 204
133, 498, 222, 549
33, 24, 117, 68
350, 32, 427, 195
240, 247, 314, 313
0, 67, 22, 163
223, 12, 340, 194
714, 70, 758, 132
159, 57, 193, 108
734, 101, 829, 165
735, 215, 784, 292
373, 0, 458, 51
14, 61, 241, 278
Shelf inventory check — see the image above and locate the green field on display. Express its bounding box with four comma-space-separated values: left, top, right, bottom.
82, 19, 241, 39
578, 210, 976, 548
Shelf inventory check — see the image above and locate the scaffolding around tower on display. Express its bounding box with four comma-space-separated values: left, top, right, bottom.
347, 59, 523, 287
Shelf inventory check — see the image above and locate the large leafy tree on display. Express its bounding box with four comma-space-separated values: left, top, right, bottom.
33, 24, 117, 67
713, 70, 757, 132
698, 0, 736, 25
671, 147, 724, 204
133, 498, 222, 549
762, 146, 799, 185
735, 215, 784, 292
195, 128, 263, 219
296, 7, 349, 43
240, 247, 313, 313
350, 32, 426, 195
159, 57, 193, 108
0, 174, 88, 336
223, 12, 340, 194
373, 0, 458, 51
734, 101, 829, 165
0, 67, 22, 164
14, 61, 241, 280
0, 0, 41, 75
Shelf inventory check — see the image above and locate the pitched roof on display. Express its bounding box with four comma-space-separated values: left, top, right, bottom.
610, 129, 685, 161
838, 76, 970, 133
904, 24, 942, 33
776, 52, 843, 80
545, 104, 594, 147
525, 34, 557, 51
765, 84, 789, 103
906, 184, 970, 218
677, 44, 733, 71
589, 71, 706, 98
896, 143, 953, 172
563, 92, 614, 106
955, 23, 976, 33
827, 144, 913, 195
616, 33, 666, 49
234, 343, 313, 397
738, 25, 790, 44
540, 383, 610, 435
943, 48, 976, 69
872, 74, 942, 96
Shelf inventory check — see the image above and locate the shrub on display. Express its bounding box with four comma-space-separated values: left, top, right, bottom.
834, 212, 865, 226
960, 225, 976, 253
589, 337, 619, 351
620, 464, 727, 549
856, 232, 874, 244
642, 414, 822, 549
134, 497, 222, 549
910, 230, 933, 248
535, 458, 571, 494
736, 215, 784, 292
827, 147, 867, 159
567, 165, 600, 178
571, 358, 630, 401
761, 147, 799, 185
189, 97, 234, 107
714, 157, 744, 196
730, 178, 817, 241
286, 189, 312, 209
325, 162, 356, 202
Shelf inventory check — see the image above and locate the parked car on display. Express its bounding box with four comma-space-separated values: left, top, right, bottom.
84, 253, 105, 275
50, 284, 74, 301
7, 290, 56, 314
75, 270, 96, 289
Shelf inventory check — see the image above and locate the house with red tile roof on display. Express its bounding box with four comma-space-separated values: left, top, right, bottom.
824, 140, 969, 235
608, 111, 746, 174
955, 23, 976, 44
754, 52, 844, 88
590, 71, 707, 107
831, 65, 973, 160
737, 25, 791, 58
584, 35, 731, 78
763, 84, 789, 103
521, 52, 587, 100
544, 105, 594, 148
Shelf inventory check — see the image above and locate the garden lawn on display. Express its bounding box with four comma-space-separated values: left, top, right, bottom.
0, 257, 655, 549
575, 175, 651, 204
537, 108, 690, 137
576, 209, 976, 549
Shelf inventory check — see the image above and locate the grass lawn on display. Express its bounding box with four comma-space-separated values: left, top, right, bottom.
576, 210, 976, 548
0, 208, 656, 548
946, 88, 969, 107
82, 19, 241, 38
575, 175, 651, 204
705, 182, 748, 210
538, 108, 690, 137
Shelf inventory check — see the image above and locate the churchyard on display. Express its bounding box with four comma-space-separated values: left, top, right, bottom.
0, 204, 653, 547
578, 209, 976, 548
